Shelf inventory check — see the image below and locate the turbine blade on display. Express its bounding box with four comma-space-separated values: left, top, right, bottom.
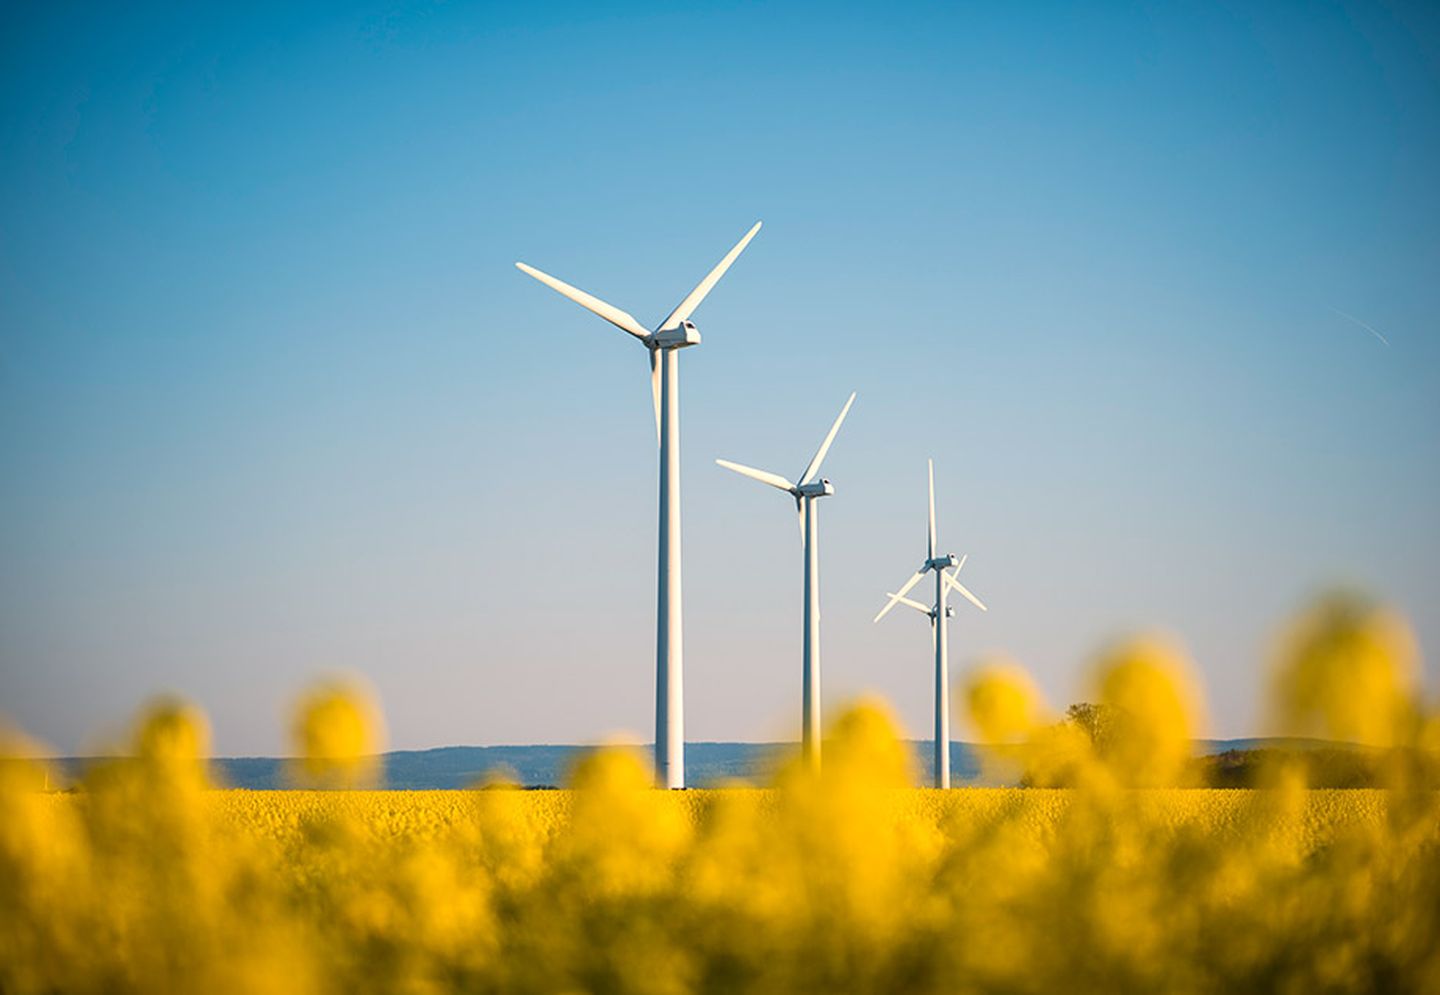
715, 459, 796, 493
927, 459, 936, 561
946, 572, 988, 612
796, 495, 806, 543
955, 553, 967, 573
799, 392, 856, 486
649, 349, 661, 445
515, 262, 651, 341
657, 222, 762, 331
874, 568, 928, 623
887, 593, 932, 615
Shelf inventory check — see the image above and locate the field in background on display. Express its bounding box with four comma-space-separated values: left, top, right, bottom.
42, 736, 1360, 789
5, 717, 1434, 995
31, 783, 1404, 843
4, 593, 1437, 993
8, 732, 1438, 994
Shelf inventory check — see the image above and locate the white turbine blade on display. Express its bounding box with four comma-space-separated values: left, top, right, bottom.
715, 459, 796, 493
954, 553, 968, 573
515, 262, 651, 341
927, 458, 936, 561
649, 349, 661, 445
874, 568, 927, 623
796, 496, 806, 543
887, 593, 932, 615
657, 221, 762, 331
799, 392, 856, 486
946, 571, 988, 612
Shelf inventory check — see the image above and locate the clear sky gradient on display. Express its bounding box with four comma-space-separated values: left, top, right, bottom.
2, 1, 1437, 755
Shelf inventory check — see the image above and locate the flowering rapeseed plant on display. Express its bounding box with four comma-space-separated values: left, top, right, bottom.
0, 595, 1436, 993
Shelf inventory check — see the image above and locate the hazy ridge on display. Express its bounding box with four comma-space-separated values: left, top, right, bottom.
52, 738, 1339, 789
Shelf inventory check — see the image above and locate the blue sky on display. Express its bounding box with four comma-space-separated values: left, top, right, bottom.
2, 0, 1437, 754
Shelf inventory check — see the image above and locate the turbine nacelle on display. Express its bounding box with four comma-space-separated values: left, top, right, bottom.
651, 321, 701, 349
926, 553, 960, 571
795, 478, 834, 499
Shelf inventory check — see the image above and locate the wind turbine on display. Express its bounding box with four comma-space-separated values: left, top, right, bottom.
516, 222, 762, 789
873, 459, 987, 788
716, 392, 856, 771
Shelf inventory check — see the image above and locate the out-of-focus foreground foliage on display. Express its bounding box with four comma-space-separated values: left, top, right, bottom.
2, 596, 1438, 994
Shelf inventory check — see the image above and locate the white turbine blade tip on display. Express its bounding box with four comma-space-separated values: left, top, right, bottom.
876, 568, 928, 622
715, 459, 795, 492
515, 261, 651, 340
890, 593, 932, 615
927, 459, 937, 560
799, 391, 856, 485
948, 574, 988, 612
658, 221, 764, 330
873, 593, 905, 623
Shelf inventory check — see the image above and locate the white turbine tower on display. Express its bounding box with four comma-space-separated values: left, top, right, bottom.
716, 392, 856, 771
516, 222, 762, 789
873, 459, 988, 788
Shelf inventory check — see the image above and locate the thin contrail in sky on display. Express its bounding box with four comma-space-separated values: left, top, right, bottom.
1327, 306, 1391, 347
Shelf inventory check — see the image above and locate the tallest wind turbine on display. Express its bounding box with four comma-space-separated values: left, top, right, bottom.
516, 222, 762, 789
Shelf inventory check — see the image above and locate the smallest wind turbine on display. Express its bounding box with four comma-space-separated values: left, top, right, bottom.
716, 392, 856, 771
874, 459, 988, 788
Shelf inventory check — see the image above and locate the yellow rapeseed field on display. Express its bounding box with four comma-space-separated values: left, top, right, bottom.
3, 594, 1438, 994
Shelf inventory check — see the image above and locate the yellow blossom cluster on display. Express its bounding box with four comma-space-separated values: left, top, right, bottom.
1, 596, 1437, 993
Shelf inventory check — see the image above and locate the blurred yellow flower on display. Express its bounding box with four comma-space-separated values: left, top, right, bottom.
135, 697, 211, 763
290, 677, 385, 788
1092, 634, 1204, 786
0, 597, 1435, 994
1270, 592, 1419, 748
963, 657, 1046, 744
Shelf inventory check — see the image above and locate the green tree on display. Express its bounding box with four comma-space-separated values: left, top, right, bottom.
1065, 702, 1120, 750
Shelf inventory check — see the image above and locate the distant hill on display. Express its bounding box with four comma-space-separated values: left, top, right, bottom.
52, 737, 1348, 790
